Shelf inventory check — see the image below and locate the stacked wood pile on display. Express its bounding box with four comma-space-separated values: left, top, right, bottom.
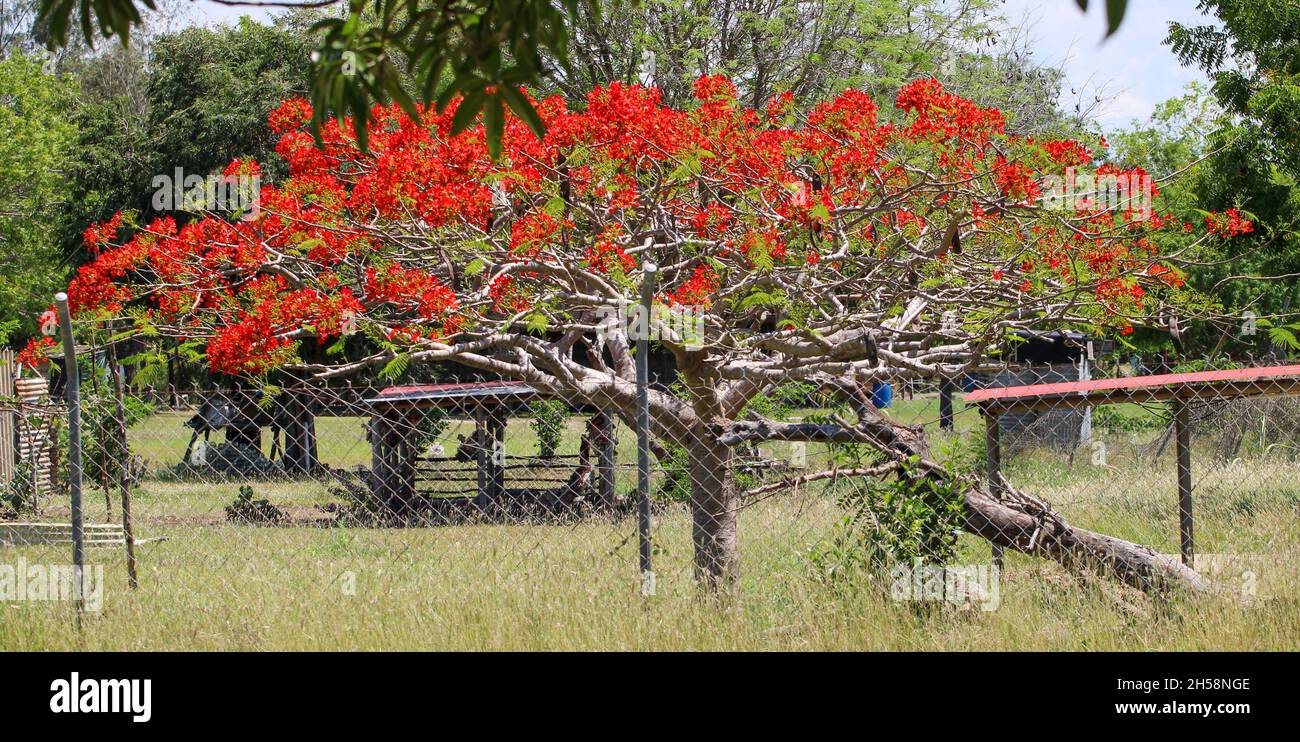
1, 351, 63, 511
0, 522, 126, 547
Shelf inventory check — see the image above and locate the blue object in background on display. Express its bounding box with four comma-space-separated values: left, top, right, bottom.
871, 382, 893, 409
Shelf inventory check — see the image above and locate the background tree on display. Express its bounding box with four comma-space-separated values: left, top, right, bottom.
556, 0, 991, 107
62, 15, 314, 261
1167, 0, 1300, 176
1160, 0, 1300, 350
1, 0, 41, 58
0, 54, 76, 332
554, 0, 1078, 135
35, 0, 1134, 155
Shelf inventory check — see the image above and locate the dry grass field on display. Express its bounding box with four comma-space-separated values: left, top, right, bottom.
2, 398, 1297, 651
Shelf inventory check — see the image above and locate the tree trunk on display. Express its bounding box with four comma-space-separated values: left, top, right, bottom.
687, 430, 739, 590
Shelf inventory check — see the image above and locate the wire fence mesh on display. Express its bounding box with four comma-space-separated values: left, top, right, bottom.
4, 342, 1299, 648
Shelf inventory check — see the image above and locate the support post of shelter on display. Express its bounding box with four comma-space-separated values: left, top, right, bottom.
595, 412, 616, 508
474, 404, 490, 513
280, 388, 319, 474
370, 409, 415, 513
492, 409, 506, 508
473, 403, 504, 514
939, 378, 955, 432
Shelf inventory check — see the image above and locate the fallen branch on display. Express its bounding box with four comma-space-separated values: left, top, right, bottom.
719, 379, 1211, 595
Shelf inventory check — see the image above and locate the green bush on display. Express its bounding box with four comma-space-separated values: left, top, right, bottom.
413, 408, 449, 455
2, 458, 37, 513
1093, 404, 1164, 432
527, 400, 568, 458
809, 458, 965, 586
654, 444, 692, 504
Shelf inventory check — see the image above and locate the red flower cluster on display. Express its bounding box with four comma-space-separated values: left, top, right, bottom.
585, 227, 635, 275
510, 212, 569, 258
207, 277, 362, 376
994, 158, 1041, 203
1205, 208, 1254, 237
1146, 264, 1185, 288
269, 98, 313, 134
59, 74, 1213, 376
488, 275, 531, 315
690, 204, 732, 237
366, 265, 459, 322
895, 78, 1005, 145
663, 265, 719, 308
16, 336, 56, 370
1042, 139, 1093, 167
82, 212, 123, 254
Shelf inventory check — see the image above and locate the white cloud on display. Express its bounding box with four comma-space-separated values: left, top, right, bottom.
1001, 0, 1213, 129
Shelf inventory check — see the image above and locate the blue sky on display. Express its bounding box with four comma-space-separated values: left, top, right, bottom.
1001, 0, 1213, 128
187, 0, 1215, 131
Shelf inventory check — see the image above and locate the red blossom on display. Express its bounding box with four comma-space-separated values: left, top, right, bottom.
58, 75, 1212, 376
16, 336, 56, 370
82, 212, 123, 254
663, 265, 720, 308
1205, 208, 1254, 237
268, 98, 313, 134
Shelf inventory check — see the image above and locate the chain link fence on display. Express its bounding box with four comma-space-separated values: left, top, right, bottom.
4, 331, 1299, 648
977, 368, 1300, 604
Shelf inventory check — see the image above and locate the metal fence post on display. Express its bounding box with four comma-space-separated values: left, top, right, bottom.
54, 292, 85, 615
636, 261, 657, 596
1173, 396, 1195, 566
984, 407, 1004, 569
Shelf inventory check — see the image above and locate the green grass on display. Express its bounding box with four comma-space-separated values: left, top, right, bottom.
2, 397, 1298, 650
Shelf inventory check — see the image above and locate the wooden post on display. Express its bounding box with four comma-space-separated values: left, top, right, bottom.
595, 412, 616, 508
110, 355, 138, 589
397, 411, 418, 514
370, 409, 414, 513
491, 409, 506, 510
1173, 396, 1195, 565
473, 404, 495, 513
939, 378, 955, 432
280, 387, 319, 474
984, 407, 1004, 569
304, 410, 318, 471
368, 415, 389, 510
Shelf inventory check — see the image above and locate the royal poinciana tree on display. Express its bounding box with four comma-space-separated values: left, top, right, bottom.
55, 76, 1246, 591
